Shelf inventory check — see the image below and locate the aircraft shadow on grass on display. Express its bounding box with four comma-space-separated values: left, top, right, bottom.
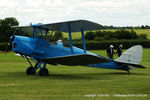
3, 71, 147, 80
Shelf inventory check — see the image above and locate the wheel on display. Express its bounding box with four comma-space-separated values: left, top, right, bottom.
39, 68, 49, 76
26, 66, 36, 75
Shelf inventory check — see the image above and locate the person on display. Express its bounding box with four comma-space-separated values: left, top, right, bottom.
116, 44, 123, 57
57, 39, 63, 47
106, 45, 115, 59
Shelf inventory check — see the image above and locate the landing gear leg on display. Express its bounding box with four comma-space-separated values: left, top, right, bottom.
26, 63, 39, 75
25, 56, 35, 75
26, 57, 49, 76
26, 66, 36, 75
39, 61, 49, 76
25, 56, 40, 75
39, 68, 49, 76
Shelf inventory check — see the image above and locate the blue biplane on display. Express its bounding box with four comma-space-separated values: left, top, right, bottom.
5, 20, 145, 76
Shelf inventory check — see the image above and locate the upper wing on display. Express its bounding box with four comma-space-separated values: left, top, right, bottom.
12, 20, 104, 32
45, 54, 111, 66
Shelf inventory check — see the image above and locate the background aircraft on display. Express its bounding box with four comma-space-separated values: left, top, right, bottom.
5, 20, 145, 76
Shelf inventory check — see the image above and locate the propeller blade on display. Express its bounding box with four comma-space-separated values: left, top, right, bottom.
5, 29, 17, 54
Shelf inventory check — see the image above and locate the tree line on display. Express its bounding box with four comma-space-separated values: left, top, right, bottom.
103, 25, 150, 29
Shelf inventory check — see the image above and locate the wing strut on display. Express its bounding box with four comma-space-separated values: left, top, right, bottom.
48, 30, 53, 41
68, 23, 73, 54
81, 29, 86, 53
19, 27, 23, 36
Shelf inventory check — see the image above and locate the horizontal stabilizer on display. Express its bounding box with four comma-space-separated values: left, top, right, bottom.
117, 62, 145, 69
45, 54, 111, 66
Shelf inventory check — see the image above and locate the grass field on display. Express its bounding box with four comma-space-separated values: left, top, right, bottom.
62, 29, 150, 40
0, 49, 150, 100
104, 29, 150, 39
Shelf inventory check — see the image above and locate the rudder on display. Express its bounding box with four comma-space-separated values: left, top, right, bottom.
115, 45, 143, 65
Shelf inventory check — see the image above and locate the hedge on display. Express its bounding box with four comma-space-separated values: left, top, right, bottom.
72, 40, 150, 50
0, 42, 7, 51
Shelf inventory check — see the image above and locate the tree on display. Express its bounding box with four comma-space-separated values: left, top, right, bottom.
130, 29, 138, 39
0, 17, 19, 42
141, 25, 145, 29
145, 25, 150, 29
53, 31, 63, 41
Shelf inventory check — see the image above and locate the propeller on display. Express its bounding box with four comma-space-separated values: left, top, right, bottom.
4, 29, 17, 54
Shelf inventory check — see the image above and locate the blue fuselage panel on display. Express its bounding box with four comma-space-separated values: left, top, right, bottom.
88, 61, 127, 70
12, 36, 88, 59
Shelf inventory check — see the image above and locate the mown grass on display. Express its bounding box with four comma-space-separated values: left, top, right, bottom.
134, 29, 150, 39
0, 49, 149, 100
103, 29, 150, 39
62, 29, 150, 40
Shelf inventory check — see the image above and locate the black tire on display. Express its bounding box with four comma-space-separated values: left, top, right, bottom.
26, 66, 36, 75
39, 68, 49, 76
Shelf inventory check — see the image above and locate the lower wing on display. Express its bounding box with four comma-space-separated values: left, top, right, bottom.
45, 54, 111, 66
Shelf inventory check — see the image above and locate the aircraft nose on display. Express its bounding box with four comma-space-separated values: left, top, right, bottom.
10, 35, 15, 42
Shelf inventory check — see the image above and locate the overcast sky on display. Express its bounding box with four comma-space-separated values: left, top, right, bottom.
0, 0, 150, 26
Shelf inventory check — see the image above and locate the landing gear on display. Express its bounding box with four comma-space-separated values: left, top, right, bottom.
25, 56, 49, 76
39, 68, 49, 76
26, 66, 36, 75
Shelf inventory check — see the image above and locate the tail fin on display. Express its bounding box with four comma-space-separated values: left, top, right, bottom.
115, 45, 145, 68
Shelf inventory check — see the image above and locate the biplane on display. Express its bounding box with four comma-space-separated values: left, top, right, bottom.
5, 20, 145, 76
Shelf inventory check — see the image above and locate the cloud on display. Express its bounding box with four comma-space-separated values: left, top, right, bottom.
0, 0, 150, 26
